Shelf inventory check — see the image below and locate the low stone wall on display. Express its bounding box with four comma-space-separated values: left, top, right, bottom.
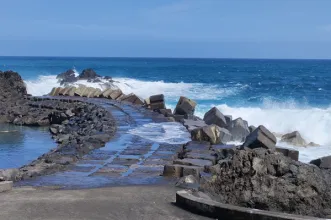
176, 190, 326, 220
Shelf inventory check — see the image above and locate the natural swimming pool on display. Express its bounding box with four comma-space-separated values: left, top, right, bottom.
0, 124, 55, 169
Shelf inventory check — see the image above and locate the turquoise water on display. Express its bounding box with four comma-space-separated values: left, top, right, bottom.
0, 124, 55, 169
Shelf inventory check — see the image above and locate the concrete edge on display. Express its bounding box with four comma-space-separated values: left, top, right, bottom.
175, 190, 328, 220
0, 181, 13, 193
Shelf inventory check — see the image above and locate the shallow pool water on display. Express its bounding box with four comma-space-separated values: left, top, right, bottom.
0, 124, 55, 169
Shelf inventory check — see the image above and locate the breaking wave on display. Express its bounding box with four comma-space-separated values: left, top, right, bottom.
24, 74, 241, 101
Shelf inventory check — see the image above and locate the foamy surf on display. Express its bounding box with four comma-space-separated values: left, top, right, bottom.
24, 74, 241, 100
277, 141, 331, 163
112, 77, 239, 101
127, 122, 191, 144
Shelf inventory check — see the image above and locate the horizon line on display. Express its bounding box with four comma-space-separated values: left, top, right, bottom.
0, 55, 331, 61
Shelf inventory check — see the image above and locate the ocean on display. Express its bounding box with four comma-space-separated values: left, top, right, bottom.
1, 56, 331, 162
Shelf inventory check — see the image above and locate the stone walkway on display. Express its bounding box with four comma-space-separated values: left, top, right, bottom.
17, 98, 187, 188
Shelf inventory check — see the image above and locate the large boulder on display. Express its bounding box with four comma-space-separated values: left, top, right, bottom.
224, 115, 232, 127
248, 125, 256, 133
121, 93, 144, 105
310, 156, 331, 169
281, 131, 307, 146
82, 87, 95, 97
242, 125, 276, 150
174, 96, 197, 117
228, 117, 250, 142
183, 119, 207, 132
191, 125, 231, 145
276, 147, 299, 161
101, 88, 112, 98
109, 89, 123, 100
74, 85, 87, 97
201, 148, 331, 218
0, 70, 27, 100
149, 94, 166, 111
78, 68, 100, 80
48, 112, 68, 125
49, 87, 62, 96
56, 69, 77, 85
218, 127, 232, 144
203, 107, 227, 128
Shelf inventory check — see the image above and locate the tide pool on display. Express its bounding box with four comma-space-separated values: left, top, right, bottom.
0, 124, 55, 169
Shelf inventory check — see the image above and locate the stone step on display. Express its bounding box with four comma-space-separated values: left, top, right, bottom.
184, 141, 211, 153
163, 164, 204, 178
185, 153, 217, 165
174, 158, 213, 167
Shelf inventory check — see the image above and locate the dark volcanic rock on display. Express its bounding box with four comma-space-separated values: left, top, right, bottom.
248, 125, 256, 133
191, 125, 221, 145
56, 69, 77, 85
203, 107, 227, 128
310, 155, 331, 169
49, 112, 68, 125
79, 68, 100, 80
228, 117, 250, 142
201, 148, 331, 218
0, 70, 117, 182
242, 125, 276, 150
0, 70, 27, 99
281, 131, 307, 146
276, 146, 299, 161
174, 96, 197, 118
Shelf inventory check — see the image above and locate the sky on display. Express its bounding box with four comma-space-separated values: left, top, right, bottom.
0, 0, 331, 59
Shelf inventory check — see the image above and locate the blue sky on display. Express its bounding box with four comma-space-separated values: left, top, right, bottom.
1, 0, 331, 58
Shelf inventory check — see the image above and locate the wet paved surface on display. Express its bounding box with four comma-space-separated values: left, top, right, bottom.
17, 98, 187, 189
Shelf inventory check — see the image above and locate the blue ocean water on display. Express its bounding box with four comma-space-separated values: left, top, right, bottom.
0, 124, 55, 168
1, 57, 331, 155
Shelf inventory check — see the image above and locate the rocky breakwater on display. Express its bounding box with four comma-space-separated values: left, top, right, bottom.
49, 68, 145, 106
56, 68, 113, 85
0, 70, 116, 181
199, 128, 331, 218
163, 123, 331, 218
143, 95, 331, 218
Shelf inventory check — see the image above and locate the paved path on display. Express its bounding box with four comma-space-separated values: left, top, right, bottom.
0, 185, 210, 220
17, 97, 189, 189
6, 98, 205, 219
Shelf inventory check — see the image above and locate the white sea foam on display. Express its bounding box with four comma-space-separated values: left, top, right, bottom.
25, 74, 241, 101
212, 103, 331, 146
276, 141, 331, 163
127, 122, 191, 144
25, 74, 110, 96
111, 77, 238, 101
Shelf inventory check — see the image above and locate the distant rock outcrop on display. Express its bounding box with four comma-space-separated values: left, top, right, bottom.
56, 68, 113, 86
56, 69, 77, 85
78, 68, 101, 80
0, 70, 27, 99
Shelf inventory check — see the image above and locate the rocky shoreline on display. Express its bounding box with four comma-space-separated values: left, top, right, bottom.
0, 70, 116, 181
2, 69, 331, 218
